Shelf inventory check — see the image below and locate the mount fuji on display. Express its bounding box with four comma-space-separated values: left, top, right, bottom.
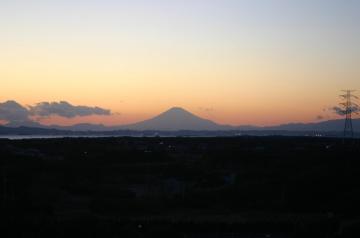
117, 107, 232, 131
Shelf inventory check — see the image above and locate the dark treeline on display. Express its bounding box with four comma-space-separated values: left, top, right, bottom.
0, 137, 360, 237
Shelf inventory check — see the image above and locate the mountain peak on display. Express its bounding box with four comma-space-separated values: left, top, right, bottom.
158, 107, 198, 120
120, 107, 228, 131
165, 107, 188, 113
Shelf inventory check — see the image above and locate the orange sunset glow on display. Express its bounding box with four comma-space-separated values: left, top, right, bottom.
1, 0, 359, 127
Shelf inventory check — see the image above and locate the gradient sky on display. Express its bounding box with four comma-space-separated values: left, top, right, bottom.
1, 0, 359, 126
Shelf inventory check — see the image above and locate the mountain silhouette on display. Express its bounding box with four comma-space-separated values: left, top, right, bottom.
118, 107, 231, 131
50, 123, 109, 131
2, 106, 359, 133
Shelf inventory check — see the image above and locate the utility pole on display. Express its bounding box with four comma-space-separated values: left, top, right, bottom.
340, 90, 358, 138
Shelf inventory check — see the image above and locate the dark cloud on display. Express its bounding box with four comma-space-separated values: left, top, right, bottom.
332, 106, 359, 116
316, 115, 324, 120
0, 100, 112, 126
0, 100, 31, 123
332, 106, 346, 116
29, 101, 112, 118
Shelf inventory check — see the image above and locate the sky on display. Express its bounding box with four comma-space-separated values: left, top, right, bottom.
1, 0, 359, 126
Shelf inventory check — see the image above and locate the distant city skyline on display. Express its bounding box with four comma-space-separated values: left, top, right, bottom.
1, 0, 359, 126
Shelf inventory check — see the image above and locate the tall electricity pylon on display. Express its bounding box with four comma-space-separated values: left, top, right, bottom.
340, 90, 358, 138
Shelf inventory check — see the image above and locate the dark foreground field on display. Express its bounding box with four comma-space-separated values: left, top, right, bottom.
0, 136, 360, 237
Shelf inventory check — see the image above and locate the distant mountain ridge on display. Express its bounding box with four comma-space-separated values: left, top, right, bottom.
1, 107, 359, 133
